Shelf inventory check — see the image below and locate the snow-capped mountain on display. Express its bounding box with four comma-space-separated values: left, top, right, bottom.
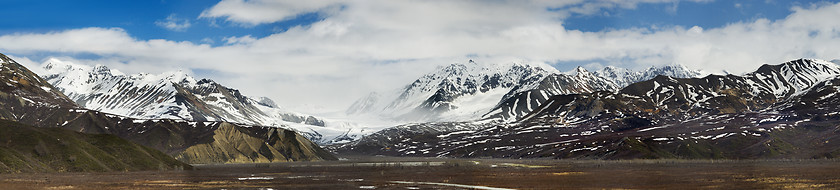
348, 60, 704, 123
41, 59, 365, 144
0, 53, 77, 121
1, 53, 337, 163
482, 65, 703, 122
482, 67, 621, 121
595, 65, 702, 87
346, 92, 382, 115
335, 59, 840, 159
339, 60, 706, 151
347, 60, 557, 122
522, 59, 840, 124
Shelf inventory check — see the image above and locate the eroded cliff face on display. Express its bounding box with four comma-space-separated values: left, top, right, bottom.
175, 122, 336, 164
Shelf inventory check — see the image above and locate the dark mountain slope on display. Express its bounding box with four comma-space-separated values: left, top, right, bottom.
522, 59, 840, 123
482, 67, 619, 121
15, 106, 338, 164
0, 119, 191, 173
482, 65, 703, 122
0, 53, 76, 121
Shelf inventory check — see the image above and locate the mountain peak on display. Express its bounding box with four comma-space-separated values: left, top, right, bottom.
43, 58, 88, 75
162, 70, 194, 84
601, 65, 622, 71
0, 53, 78, 108
756, 58, 840, 74
572, 66, 590, 75
596, 66, 632, 78
92, 64, 109, 71
256, 96, 279, 108
794, 58, 836, 67
367, 60, 556, 121
750, 58, 840, 98
90, 64, 124, 76
594, 64, 701, 87
197, 78, 215, 85
346, 92, 383, 115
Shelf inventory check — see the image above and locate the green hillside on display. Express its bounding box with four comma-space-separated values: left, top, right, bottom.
0, 119, 191, 173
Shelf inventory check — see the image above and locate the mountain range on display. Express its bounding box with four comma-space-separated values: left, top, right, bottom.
8, 48, 839, 162
484, 65, 701, 122
347, 60, 556, 122
347, 60, 701, 123
335, 59, 840, 159
41, 59, 365, 144
41, 57, 699, 146
39, 57, 704, 148
0, 52, 336, 169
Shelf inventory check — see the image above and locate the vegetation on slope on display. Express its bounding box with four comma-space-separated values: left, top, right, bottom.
0, 119, 191, 173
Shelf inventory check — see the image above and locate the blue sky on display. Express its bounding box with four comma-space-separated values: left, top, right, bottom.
0, 0, 320, 45
0, 0, 810, 46
564, 1, 795, 32
1, 0, 839, 112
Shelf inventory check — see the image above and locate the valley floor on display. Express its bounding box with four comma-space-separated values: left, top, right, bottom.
1, 157, 839, 189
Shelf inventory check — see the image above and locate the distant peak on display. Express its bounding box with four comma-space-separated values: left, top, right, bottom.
366, 91, 381, 97
197, 78, 215, 85
92, 64, 108, 69
41, 58, 93, 75
660, 64, 685, 69
786, 58, 827, 64
568, 66, 591, 76
759, 58, 840, 73
440, 63, 468, 73
597, 65, 630, 74
92, 64, 110, 73
796, 58, 835, 66
164, 70, 189, 78
256, 96, 279, 108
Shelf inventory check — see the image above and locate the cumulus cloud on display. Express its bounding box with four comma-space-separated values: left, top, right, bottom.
5, 55, 46, 75
199, 0, 344, 26
156, 14, 192, 31
223, 35, 257, 45
1, 1, 840, 113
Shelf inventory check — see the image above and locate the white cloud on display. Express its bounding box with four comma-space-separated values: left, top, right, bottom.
5, 55, 46, 76
156, 14, 192, 32
223, 35, 257, 45
200, 37, 215, 44
1, 1, 840, 114
199, 0, 344, 26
